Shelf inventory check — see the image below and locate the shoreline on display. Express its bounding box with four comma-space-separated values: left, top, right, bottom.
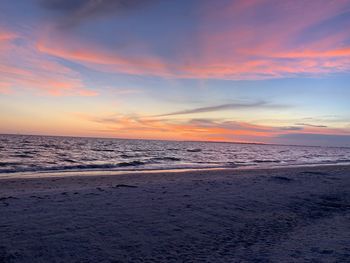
1, 162, 350, 180
1, 164, 349, 262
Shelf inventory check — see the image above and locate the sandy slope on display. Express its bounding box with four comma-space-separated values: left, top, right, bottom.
0, 165, 349, 262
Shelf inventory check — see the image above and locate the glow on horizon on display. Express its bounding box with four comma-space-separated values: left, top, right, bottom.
0, 0, 349, 147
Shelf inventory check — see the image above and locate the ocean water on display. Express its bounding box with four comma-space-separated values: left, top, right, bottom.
0, 134, 350, 174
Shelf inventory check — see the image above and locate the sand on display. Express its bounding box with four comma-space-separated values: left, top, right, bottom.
0, 165, 349, 262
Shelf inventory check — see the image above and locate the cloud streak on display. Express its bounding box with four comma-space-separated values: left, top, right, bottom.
155, 101, 285, 117
36, 34, 170, 77
295, 123, 328, 128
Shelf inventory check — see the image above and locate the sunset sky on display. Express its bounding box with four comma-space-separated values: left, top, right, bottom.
0, 0, 349, 146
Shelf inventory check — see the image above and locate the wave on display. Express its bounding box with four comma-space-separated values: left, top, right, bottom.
151, 157, 181, 162
254, 160, 281, 163
61, 159, 77, 163
1, 135, 350, 176
23, 150, 38, 154
167, 148, 179, 151
91, 148, 115, 152
187, 148, 202, 152
118, 161, 145, 167
335, 159, 350, 163
227, 162, 239, 167
120, 154, 139, 158
0, 160, 146, 174
10, 154, 33, 158
0, 162, 22, 167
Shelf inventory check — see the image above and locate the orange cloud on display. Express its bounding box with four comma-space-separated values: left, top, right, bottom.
78, 113, 350, 143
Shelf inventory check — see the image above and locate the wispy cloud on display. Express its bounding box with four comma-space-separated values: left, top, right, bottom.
295, 123, 328, 128
154, 101, 285, 117
36, 35, 169, 77
0, 27, 97, 96
280, 126, 304, 131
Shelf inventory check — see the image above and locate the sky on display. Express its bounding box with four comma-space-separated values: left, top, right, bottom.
0, 0, 349, 147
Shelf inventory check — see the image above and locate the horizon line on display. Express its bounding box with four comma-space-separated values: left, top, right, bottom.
1, 132, 348, 149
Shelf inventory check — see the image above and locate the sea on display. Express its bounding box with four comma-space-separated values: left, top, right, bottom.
0, 134, 350, 175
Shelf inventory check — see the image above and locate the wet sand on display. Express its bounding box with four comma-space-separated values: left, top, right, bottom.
0, 165, 350, 262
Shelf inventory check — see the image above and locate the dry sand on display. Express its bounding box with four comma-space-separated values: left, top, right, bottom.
0, 165, 350, 262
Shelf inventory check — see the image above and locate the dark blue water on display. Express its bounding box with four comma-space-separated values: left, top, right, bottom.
0, 134, 349, 174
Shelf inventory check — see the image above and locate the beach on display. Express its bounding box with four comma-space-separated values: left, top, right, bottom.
1, 165, 349, 262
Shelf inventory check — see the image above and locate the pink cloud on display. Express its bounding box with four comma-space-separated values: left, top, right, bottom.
36, 35, 171, 77
0, 28, 17, 41
0, 82, 12, 94
0, 27, 97, 96
4, 1, 350, 83
188, 0, 350, 79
